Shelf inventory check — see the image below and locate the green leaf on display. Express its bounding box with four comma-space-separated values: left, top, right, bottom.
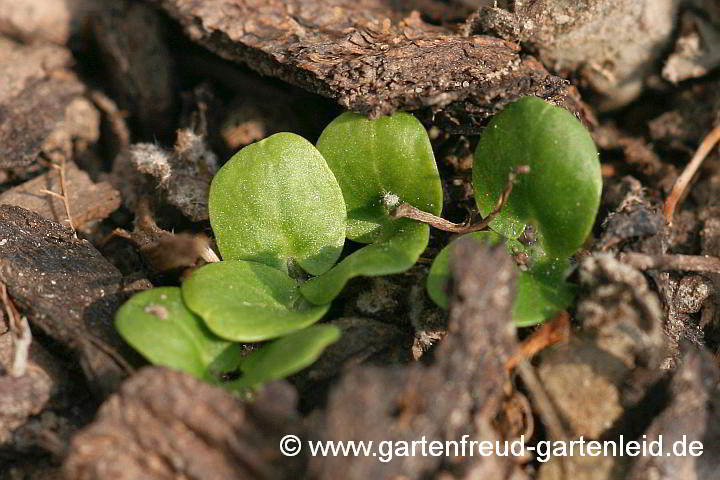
316, 111, 443, 243
426, 231, 575, 325
426, 231, 504, 309
300, 222, 429, 305
473, 97, 601, 259
512, 259, 576, 327
182, 260, 330, 342
230, 324, 341, 389
209, 132, 346, 275
115, 287, 243, 379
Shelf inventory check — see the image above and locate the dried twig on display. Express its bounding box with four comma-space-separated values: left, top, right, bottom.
664, 124, 720, 224
83, 334, 134, 375
620, 252, 720, 273
0, 282, 32, 377
390, 166, 530, 233
39, 158, 77, 237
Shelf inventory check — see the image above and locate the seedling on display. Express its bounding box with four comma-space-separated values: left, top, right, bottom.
300, 111, 442, 304
115, 98, 600, 389
473, 96, 601, 259
426, 97, 601, 325
115, 287, 244, 382
427, 232, 576, 326
115, 112, 443, 390
116, 287, 339, 389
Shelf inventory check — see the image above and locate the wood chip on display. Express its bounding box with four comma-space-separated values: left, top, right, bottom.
0, 161, 121, 229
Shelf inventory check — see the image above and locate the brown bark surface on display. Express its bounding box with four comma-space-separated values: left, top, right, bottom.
151, 0, 575, 131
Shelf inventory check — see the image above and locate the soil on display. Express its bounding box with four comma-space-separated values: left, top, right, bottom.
1, 1, 720, 479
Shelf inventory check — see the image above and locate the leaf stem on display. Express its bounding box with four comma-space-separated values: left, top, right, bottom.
389, 165, 529, 234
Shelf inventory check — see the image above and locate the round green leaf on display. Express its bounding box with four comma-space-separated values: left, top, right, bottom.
182, 260, 330, 342
115, 287, 242, 379
209, 132, 346, 275
231, 324, 341, 389
316, 111, 443, 243
426, 231, 575, 325
300, 222, 429, 305
473, 97, 601, 258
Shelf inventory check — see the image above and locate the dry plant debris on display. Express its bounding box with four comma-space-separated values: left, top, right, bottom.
151, 0, 577, 131
0, 206, 145, 394
64, 368, 305, 480
0, 161, 121, 231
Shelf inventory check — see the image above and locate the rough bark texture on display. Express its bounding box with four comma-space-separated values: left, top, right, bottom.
151, 0, 576, 131
0, 206, 147, 394
628, 347, 720, 480
64, 368, 305, 480
309, 238, 519, 479
0, 37, 96, 169
0, 161, 121, 230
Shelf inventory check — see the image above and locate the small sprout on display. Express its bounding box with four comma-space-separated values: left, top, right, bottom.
182, 261, 330, 342
426, 232, 575, 326
116, 287, 243, 380
473, 96, 601, 259
426, 97, 601, 325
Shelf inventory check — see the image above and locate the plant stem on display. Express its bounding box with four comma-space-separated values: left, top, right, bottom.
390, 165, 529, 233
664, 124, 720, 225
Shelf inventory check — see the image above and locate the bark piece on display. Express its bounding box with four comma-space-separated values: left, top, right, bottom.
578, 255, 667, 372
535, 255, 668, 440
628, 347, 720, 480
0, 0, 99, 45
310, 238, 519, 479
472, 0, 681, 110
0, 205, 144, 394
0, 161, 121, 229
91, 0, 175, 138
64, 367, 304, 480
0, 37, 96, 169
151, 0, 574, 130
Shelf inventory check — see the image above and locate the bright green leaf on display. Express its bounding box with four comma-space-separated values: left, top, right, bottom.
230, 324, 341, 389
426, 231, 575, 325
209, 132, 346, 275
473, 97, 601, 258
182, 260, 330, 342
316, 111, 443, 243
115, 287, 243, 379
300, 222, 429, 305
